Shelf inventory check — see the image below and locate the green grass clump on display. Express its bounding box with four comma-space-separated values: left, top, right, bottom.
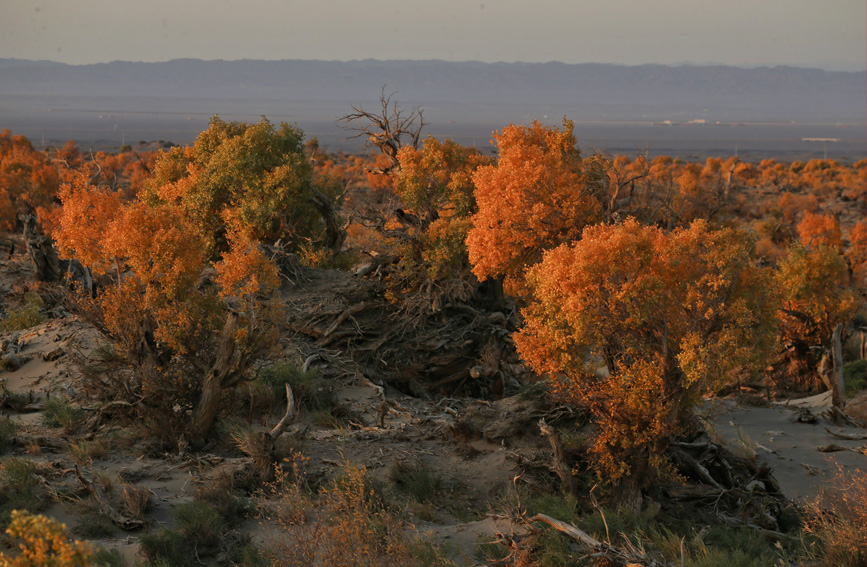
0, 292, 46, 332
140, 501, 226, 567
91, 546, 126, 567
842, 359, 866, 397
388, 461, 443, 504
254, 360, 335, 414
0, 417, 18, 454
41, 398, 85, 433
0, 458, 43, 530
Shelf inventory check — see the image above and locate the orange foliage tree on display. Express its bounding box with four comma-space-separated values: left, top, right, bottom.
466, 119, 603, 293
776, 244, 862, 393
847, 219, 867, 288
0, 129, 61, 232
0, 510, 94, 567
797, 211, 844, 252
515, 219, 778, 505
51, 119, 328, 445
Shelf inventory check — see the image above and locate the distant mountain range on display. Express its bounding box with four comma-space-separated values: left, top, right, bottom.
1, 58, 864, 123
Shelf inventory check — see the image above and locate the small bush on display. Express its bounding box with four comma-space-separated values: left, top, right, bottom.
0, 510, 94, 566
842, 359, 866, 396
0, 292, 46, 332
41, 398, 85, 434
117, 484, 151, 522
173, 501, 225, 548
92, 546, 126, 567
803, 468, 867, 566
75, 512, 115, 539
139, 530, 190, 567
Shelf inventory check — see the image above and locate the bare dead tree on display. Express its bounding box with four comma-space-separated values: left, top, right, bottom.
338, 87, 427, 175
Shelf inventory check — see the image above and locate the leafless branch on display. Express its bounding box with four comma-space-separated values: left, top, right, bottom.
338, 86, 427, 175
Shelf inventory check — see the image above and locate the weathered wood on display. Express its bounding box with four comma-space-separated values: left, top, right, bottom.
538, 418, 577, 496
22, 214, 63, 282
824, 427, 867, 440
830, 323, 845, 408
324, 302, 367, 337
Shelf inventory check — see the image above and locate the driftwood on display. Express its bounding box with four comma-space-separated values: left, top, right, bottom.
824, 427, 867, 440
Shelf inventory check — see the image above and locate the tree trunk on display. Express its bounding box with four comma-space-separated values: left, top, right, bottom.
830, 323, 845, 408
22, 215, 63, 282
189, 313, 239, 444
310, 188, 346, 253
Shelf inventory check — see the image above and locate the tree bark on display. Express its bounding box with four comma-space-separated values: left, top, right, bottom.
22, 215, 63, 282
189, 312, 240, 444
830, 323, 845, 408
310, 188, 346, 252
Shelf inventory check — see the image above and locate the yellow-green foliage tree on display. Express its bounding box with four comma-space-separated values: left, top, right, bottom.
466, 119, 604, 294
389, 137, 491, 305
0, 510, 93, 567
515, 219, 778, 506
142, 116, 341, 252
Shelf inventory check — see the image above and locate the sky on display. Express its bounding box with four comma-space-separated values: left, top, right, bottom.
1, 0, 865, 71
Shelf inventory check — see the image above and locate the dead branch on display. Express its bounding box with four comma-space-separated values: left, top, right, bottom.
269, 384, 297, 440
824, 427, 867, 440
528, 513, 658, 566
338, 87, 427, 175
538, 418, 577, 495
324, 302, 368, 337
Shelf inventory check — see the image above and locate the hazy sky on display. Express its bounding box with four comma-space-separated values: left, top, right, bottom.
2, 0, 865, 71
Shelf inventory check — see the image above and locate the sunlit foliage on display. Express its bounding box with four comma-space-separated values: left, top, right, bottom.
0, 510, 93, 567
515, 219, 778, 489
466, 118, 604, 293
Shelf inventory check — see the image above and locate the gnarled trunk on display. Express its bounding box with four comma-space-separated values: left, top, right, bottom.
189, 312, 241, 444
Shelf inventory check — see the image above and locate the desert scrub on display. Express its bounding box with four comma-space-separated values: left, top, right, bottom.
0, 458, 44, 529
802, 468, 867, 566
262, 460, 413, 567
388, 460, 443, 504
0, 291, 46, 332
41, 398, 85, 434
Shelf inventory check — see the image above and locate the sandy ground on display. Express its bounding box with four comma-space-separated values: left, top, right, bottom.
1, 310, 865, 565
702, 395, 866, 502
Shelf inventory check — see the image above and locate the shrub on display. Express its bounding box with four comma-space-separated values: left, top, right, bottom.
0, 418, 17, 455
0, 292, 46, 332
139, 501, 226, 567
0, 510, 94, 567
388, 460, 443, 504
803, 468, 867, 566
